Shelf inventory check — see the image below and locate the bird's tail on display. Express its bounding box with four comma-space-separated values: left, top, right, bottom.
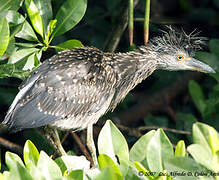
2, 77, 38, 132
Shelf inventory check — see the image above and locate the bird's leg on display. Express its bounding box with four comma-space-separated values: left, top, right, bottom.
44, 127, 67, 156
52, 129, 67, 156
87, 125, 98, 166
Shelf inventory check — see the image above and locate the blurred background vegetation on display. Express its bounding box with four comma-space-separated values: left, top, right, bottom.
0, 0, 218, 168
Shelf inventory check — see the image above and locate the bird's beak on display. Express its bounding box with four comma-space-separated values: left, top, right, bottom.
184, 58, 216, 73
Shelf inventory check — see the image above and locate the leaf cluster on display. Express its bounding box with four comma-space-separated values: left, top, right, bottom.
0, 0, 85, 80
0, 120, 218, 180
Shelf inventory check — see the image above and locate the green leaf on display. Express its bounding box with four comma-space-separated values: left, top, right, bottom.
4, 37, 16, 57
10, 23, 24, 40
213, 151, 219, 172
55, 155, 90, 174
33, 0, 53, 35
8, 48, 39, 64
209, 39, 219, 57
7, 48, 39, 71
0, 10, 24, 26
98, 120, 129, 162
193, 122, 219, 155
0, 173, 3, 180
67, 170, 83, 180
84, 167, 101, 179
126, 163, 149, 180
98, 154, 123, 178
0, 64, 31, 80
0, 0, 21, 12
188, 80, 206, 117
23, 48, 43, 70
196, 51, 219, 71
25, 0, 44, 38
164, 157, 202, 180
23, 140, 39, 169
187, 144, 218, 172
15, 42, 40, 48
95, 166, 123, 180
34, 49, 42, 67
3, 171, 10, 179
175, 140, 186, 157
45, 19, 57, 44
130, 130, 155, 163
22, 53, 36, 70
134, 162, 154, 180
15, 20, 38, 41
0, 17, 10, 56
98, 120, 129, 176
147, 129, 174, 172
53, 0, 87, 37
195, 51, 219, 82
55, 39, 83, 51
208, 127, 219, 154
37, 151, 62, 179
5, 152, 33, 180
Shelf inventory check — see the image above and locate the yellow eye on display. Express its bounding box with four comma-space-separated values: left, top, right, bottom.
176, 55, 184, 61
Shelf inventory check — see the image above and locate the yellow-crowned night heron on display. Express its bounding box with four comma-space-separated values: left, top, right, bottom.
2, 28, 215, 165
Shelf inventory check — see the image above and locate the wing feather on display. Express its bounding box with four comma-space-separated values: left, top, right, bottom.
3, 49, 116, 131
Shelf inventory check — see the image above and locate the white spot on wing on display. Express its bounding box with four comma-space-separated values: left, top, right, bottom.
56, 74, 62, 80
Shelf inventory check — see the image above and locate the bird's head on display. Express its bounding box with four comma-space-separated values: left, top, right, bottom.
148, 27, 215, 73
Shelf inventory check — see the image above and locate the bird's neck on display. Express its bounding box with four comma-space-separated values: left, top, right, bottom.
113, 47, 159, 82
107, 47, 158, 109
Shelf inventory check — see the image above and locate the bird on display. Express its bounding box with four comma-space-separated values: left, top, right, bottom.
2, 27, 215, 166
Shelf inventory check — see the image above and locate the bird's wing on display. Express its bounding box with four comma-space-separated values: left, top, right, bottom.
3, 54, 115, 132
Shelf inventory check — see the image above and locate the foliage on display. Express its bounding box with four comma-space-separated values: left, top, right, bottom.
187, 40, 219, 128
0, 120, 218, 180
0, 0, 86, 79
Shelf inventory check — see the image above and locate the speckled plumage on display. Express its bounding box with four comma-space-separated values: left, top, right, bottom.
3, 29, 215, 132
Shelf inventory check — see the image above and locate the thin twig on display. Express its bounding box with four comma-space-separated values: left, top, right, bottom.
61, 132, 70, 144
37, 128, 61, 158
115, 124, 142, 137
116, 124, 191, 136
0, 137, 23, 154
166, 105, 177, 123
138, 126, 191, 135
70, 131, 93, 166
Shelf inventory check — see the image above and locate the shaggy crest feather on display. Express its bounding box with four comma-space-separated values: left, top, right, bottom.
149, 26, 208, 56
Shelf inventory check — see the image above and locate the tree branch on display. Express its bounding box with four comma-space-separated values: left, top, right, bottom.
70, 131, 94, 166
0, 137, 23, 154
116, 124, 191, 136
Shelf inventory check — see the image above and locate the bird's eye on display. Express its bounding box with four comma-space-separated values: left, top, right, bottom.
176, 55, 184, 61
